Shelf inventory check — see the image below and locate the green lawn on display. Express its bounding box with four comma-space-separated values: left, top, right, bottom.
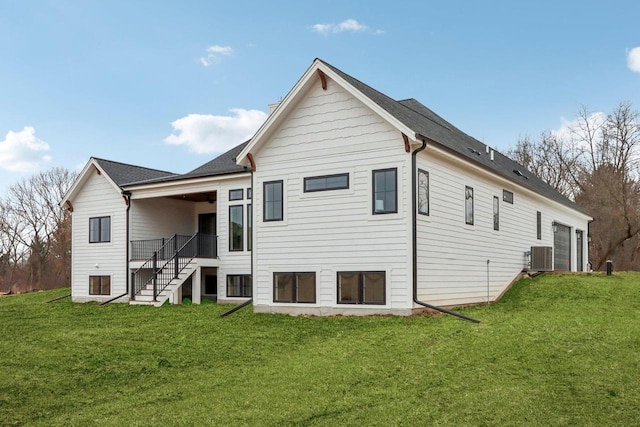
1, 273, 639, 426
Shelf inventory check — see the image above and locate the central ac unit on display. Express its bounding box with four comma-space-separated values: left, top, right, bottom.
530, 246, 553, 271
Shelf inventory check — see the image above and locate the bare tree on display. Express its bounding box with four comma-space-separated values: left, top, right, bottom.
0, 167, 76, 292
509, 102, 640, 270
509, 131, 583, 199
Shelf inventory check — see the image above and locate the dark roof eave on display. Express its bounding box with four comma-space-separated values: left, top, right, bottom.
122, 169, 250, 188
415, 135, 591, 217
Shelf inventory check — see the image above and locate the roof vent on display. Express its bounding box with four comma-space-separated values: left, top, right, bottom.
513, 169, 528, 179
490, 149, 495, 161
485, 145, 490, 154
468, 147, 481, 155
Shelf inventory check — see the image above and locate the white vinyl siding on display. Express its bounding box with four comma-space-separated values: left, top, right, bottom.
415, 146, 590, 306
130, 198, 195, 242
215, 177, 252, 302
252, 80, 411, 314
70, 170, 126, 301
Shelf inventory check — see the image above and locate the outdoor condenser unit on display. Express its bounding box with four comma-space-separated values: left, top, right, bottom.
530, 246, 553, 271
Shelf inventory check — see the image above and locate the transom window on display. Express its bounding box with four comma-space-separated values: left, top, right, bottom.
89, 216, 110, 243
465, 186, 474, 225
89, 276, 111, 295
229, 189, 243, 201
503, 189, 514, 204
227, 275, 252, 297
373, 168, 397, 214
304, 173, 349, 192
264, 180, 283, 221
337, 271, 385, 305
273, 272, 316, 303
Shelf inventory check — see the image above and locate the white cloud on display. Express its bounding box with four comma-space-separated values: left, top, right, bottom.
200, 45, 233, 67
627, 47, 640, 73
552, 111, 607, 146
0, 127, 51, 172
164, 109, 267, 154
312, 19, 382, 35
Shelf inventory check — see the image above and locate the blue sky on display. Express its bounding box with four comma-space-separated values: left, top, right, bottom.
1, 0, 639, 193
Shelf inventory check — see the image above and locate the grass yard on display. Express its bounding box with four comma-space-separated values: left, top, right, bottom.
1, 273, 639, 426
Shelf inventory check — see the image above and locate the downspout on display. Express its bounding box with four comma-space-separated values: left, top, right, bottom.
123, 191, 132, 296
250, 168, 254, 295
412, 137, 480, 323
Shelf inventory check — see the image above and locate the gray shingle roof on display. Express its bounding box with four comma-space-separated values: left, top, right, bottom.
119, 141, 250, 187
183, 140, 249, 178
92, 158, 176, 187
319, 59, 589, 215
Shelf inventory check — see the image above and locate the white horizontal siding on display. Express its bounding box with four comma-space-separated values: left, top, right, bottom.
216, 177, 252, 300
416, 146, 590, 306
252, 79, 412, 312
70, 170, 127, 301
130, 198, 195, 241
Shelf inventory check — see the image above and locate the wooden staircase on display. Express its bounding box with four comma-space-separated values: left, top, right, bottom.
130, 259, 197, 307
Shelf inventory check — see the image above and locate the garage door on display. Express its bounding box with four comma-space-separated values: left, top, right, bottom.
554, 223, 571, 271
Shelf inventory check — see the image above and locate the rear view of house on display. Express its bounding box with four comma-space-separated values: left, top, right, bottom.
62, 58, 591, 315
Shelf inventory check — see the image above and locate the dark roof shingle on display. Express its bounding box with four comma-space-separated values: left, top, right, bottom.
92, 158, 176, 187
319, 59, 588, 215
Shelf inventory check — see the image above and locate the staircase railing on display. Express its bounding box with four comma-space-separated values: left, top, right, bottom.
131, 233, 217, 301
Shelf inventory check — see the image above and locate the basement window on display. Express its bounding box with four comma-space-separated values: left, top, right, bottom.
273, 272, 316, 303
227, 275, 252, 297
89, 276, 111, 295
337, 271, 385, 305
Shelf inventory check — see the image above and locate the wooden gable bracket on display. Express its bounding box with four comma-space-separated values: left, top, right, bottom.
247, 153, 257, 172
94, 165, 101, 175
65, 200, 74, 212
317, 69, 327, 90
122, 195, 130, 206
402, 133, 410, 153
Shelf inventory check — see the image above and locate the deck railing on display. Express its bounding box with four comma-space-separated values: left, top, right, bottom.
130, 233, 218, 300
131, 234, 218, 260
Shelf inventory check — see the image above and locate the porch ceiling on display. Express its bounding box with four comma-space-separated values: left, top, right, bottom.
166, 191, 217, 203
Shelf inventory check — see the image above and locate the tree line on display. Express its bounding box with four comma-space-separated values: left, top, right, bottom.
509, 102, 640, 270
0, 168, 76, 294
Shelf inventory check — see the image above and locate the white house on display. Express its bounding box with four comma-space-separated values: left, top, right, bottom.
61, 58, 591, 315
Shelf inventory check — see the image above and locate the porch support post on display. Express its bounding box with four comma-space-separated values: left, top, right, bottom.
152, 252, 158, 302
192, 267, 202, 305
